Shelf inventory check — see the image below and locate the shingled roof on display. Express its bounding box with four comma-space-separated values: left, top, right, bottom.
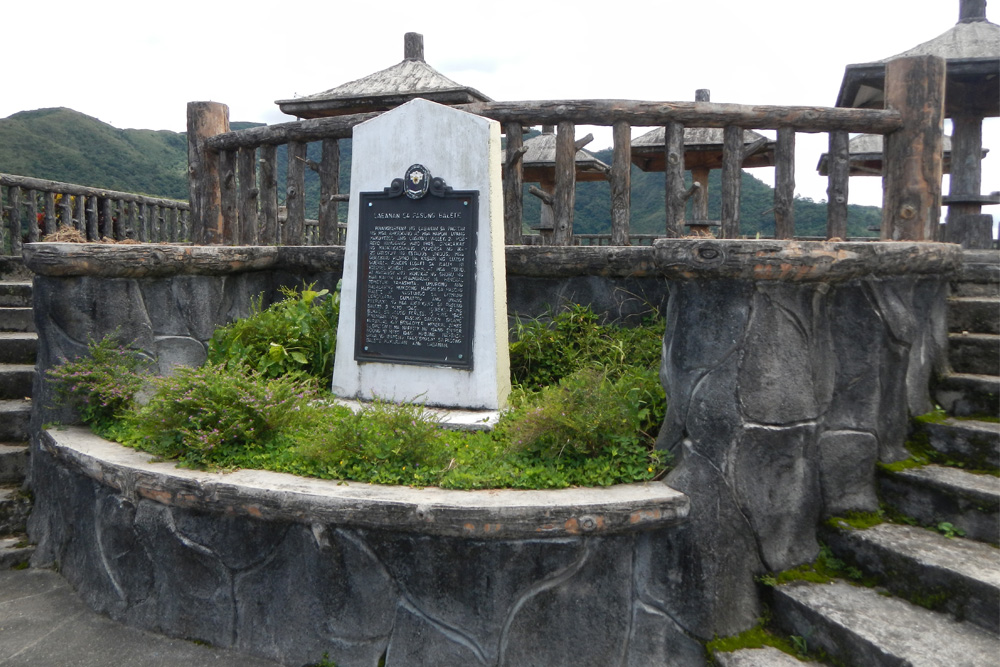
815, 133, 982, 175
630, 126, 776, 172
275, 33, 491, 119
509, 129, 610, 183
836, 1, 999, 116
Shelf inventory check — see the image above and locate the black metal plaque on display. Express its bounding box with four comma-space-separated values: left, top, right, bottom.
355, 166, 478, 369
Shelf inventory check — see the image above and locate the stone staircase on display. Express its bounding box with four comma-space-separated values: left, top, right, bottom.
763, 249, 1000, 666
0, 257, 35, 568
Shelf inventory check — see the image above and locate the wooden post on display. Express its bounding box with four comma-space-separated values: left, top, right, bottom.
238, 146, 259, 245
552, 121, 576, 246
720, 125, 743, 238
123, 201, 135, 240
318, 138, 340, 245
826, 130, 849, 239
503, 122, 524, 245
98, 198, 112, 239
187, 101, 229, 244
773, 128, 795, 239
285, 141, 307, 245
8, 187, 21, 255
691, 168, 710, 222
58, 192, 72, 230
74, 194, 86, 233
610, 120, 631, 245
85, 195, 98, 241
26, 190, 39, 242
664, 121, 685, 238
259, 144, 278, 244
44, 191, 56, 236
220, 149, 239, 244
945, 115, 992, 248
881, 56, 945, 241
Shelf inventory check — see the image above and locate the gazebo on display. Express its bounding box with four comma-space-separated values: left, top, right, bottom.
507, 127, 609, 244
275, 33, 492, 119
835, 0, 999, 246
816, 133, 987, 176
631, 90, 775, 235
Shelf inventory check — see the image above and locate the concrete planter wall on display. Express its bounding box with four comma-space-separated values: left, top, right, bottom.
22, 240, 959, 665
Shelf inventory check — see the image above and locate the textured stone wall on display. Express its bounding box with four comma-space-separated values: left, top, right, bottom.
22, 240, 959, 660
29, 428, 696, 667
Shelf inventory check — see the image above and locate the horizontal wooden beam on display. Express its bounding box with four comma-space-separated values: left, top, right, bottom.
205, 113, 380, 151
457, 100, 902, 133
202, 99, 902, 153
0, 173, 188, 209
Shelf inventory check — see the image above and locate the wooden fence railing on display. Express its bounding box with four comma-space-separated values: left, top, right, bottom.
2, 55, 945, 255
187, 57, 944, 248
1, 173, 190, 255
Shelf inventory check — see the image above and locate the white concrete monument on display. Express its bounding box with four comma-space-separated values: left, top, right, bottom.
332, 99, 510, 410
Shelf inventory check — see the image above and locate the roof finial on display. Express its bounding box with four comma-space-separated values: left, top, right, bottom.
404, 33, 425, 61
959, 0, 987, 22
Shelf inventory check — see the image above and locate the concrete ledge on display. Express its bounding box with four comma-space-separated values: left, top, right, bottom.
22, 240, 962, 282
39, 427, 689, 539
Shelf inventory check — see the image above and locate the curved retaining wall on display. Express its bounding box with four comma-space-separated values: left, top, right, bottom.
22, 240, 961, 663
31, 427, 691, 666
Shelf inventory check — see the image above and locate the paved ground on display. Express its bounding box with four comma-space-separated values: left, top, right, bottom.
0, 568, 283, 667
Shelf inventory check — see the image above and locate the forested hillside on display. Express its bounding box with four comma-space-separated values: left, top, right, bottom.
1, 108, 880, 238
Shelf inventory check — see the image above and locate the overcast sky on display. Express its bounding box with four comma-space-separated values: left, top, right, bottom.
4, 0, 997, 213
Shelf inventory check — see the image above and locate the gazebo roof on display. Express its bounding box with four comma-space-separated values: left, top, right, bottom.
836, 2, 999, 116
815, 133, 985, 175
275, 33, 491, 119
630, 126, 776, 172
508, 130, 610, 183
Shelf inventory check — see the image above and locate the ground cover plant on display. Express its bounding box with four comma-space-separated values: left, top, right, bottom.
47, 287, 670, 489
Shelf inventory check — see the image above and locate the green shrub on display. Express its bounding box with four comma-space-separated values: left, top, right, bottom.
503, 366, 661, 458
293, 400, 451, 486
124, 363, 319, 467
509, 304, 664, 391
207, 283, 338, 382
47, 334, 150, 432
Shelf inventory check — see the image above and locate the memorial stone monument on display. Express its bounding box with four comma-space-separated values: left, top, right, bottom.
332, 98, 510, 411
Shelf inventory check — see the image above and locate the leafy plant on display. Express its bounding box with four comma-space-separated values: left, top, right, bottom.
207, 283, 339, 382
503, 366, 663, 458
124, 363, 319, 467
936, 522, 965, 539
47, 333, 150, 432
509, 304, 664, 391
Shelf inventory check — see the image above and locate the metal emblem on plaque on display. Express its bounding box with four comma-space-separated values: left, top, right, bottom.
355, 167, 479, 369
404, 164, 430, 199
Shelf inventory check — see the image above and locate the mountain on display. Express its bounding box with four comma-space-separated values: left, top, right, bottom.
0, 108, 880, 237
0, 108, 190, 199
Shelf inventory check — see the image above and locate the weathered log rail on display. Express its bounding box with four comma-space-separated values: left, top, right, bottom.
1, 173, 190, 255
188, 57, 944, 248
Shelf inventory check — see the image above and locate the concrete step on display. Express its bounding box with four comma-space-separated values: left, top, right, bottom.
822, 522, 1000, 634
934, 372, 1000, 417
0, 364, 34, 401
915, 416, 1000, 469
0, 307, 34, 333
878, 464, 1000, 544
0, 332, 36, 365
0, 534, 32, 569
0, 443, 28, 485
948, 296, 1000, 335
0, 400, 30, 442
0, 486, 31, 536
0, 282, 31, 308
948, 332, 1000, 376
772, 581, 999, 667
714, 646, 817, 666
